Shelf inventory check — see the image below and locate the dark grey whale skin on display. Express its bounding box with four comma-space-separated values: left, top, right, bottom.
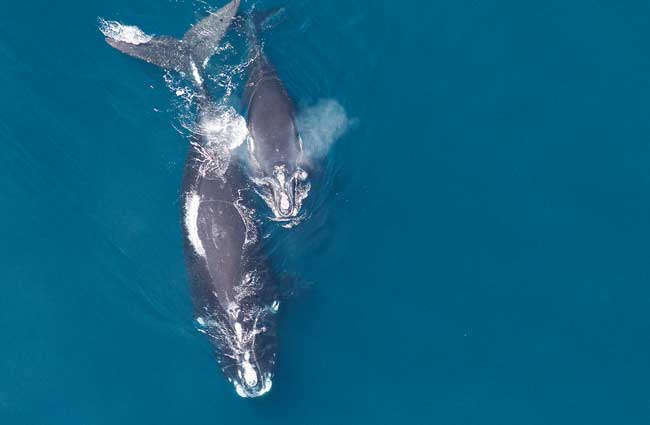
241, 16, 309, 220
103, 0, 279, 397
181, 136, 278, 397
243, 49, 302, 175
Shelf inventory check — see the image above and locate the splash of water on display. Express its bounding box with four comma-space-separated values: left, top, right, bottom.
297, 99, 352, 160
208, 46, 258, 98
189, 105, 249, 179
200, 106, 249, 150
98, 18, 153, 45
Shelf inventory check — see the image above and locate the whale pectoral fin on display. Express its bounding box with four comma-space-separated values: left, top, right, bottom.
105, 36, 187, 73
182, 0, 241, 68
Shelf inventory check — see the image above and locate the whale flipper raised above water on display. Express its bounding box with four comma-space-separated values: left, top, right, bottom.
103, 0, 240, 84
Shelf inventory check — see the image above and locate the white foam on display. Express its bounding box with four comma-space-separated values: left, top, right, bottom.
234, 372, 273, 398
233, 195, 259, 247
187, 107, 249, 179
184, 191, 206, 258
98, 18, 153, 45
297, 99, 352, 159
200, 106, 248, 150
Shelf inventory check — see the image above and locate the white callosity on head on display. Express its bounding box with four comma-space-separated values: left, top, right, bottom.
274, 166, 290, 213
243, 366, 258, 387
98, 18, 153, 45
227, 302, 240, 319
234, 322, 243, 341
194, 272, 275, 397
200, 309, 274, 398
241, 352, 258, 387
234, 371, 273, 398
252, 164, 311, 227
280, 192, 291, 212
233, 323, 260, 391
184, 191, 206, 258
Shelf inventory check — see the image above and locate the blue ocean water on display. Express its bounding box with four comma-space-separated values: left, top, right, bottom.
2, 0, 650, 423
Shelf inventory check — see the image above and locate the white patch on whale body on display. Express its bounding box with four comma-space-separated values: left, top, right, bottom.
296, 99, 353, 159
190, 61, 203, 86
280, 193, 290, 212
184, 191, 206, 258
98, 18, 153, 45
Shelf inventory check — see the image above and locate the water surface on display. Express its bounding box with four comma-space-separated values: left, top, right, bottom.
1, 0, 649, 424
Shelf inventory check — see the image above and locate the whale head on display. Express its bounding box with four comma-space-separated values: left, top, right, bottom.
225, 313, 278, 398
253, 163, 310, 222
198, 299, 279, 398
230, 348, 274, 398
247, 131, 311, 223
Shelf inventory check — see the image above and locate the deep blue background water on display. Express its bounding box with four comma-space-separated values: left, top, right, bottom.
1, 0, 650, 423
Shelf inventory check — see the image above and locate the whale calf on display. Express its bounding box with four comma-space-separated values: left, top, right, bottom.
102, 0, 280, 397
242, 11, 311, 223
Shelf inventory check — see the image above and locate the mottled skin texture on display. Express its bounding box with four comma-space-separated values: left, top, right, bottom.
181, 133, 278, 397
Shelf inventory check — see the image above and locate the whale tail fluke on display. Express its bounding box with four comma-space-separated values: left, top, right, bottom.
101, 0, 240, 87
181, 0, 241, 67
105, 36, 187, 72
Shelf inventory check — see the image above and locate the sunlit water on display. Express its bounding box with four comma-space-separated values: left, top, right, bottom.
2, 0, 650, 424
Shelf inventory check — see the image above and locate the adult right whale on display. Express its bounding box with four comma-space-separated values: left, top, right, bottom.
182, 134, 279, 398
242, 11, 311, 223
102, 0, 280, 398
